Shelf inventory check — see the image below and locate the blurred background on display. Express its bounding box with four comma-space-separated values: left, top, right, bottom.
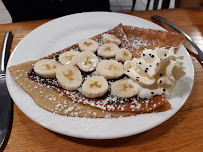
0, 0, 202, 24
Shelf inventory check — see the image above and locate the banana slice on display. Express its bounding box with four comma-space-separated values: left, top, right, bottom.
116, 48, 132, 62
56, 64, 82, 91
124, 60, 132, 70
111, 79, 138, 98
78, 39, 99, 53
34, 59, 61, 78
59, 51, 80, 65
103, 34, 121, 45
82, 76, 108, 98
97, 43, 120, 58
96, 60, 124, 79
77, 51, 99, 72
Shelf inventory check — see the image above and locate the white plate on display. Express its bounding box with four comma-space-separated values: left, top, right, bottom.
6, 12, 194, 139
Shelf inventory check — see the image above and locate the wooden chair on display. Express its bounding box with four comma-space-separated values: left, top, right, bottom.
131, 0, 181, 11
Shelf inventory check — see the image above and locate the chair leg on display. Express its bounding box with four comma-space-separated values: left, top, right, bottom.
153, 0, 159, 9
146, 0, 151, 10
162, 0, 171, 9
131, 0, 137, 11
175, 0, 181, 8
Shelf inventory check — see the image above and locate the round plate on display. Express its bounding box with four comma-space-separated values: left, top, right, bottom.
6, 12, 194, 139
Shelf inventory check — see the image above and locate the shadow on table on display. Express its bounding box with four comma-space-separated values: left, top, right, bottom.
186, 48, 203, 67
0, 101, 13, 152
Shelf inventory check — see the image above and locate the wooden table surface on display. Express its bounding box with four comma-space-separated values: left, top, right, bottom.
0, 8, 203, 152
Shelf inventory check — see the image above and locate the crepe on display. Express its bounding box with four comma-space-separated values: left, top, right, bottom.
9, 23, 184, 118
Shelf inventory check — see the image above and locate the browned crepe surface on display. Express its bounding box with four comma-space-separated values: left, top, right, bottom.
9, 23, 184, 118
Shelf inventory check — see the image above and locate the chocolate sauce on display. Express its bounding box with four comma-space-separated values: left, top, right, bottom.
28, 67, 135, 105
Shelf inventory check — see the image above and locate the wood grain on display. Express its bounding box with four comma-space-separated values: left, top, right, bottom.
0, 8, 203, 152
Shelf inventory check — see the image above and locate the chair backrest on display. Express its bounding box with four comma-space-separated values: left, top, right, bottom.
146, 0, 170, 10
132, 0, 180, 11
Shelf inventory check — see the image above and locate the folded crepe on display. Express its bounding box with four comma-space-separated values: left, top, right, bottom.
9, 23, 185, 118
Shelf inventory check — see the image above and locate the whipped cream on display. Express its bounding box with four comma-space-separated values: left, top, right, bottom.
124, 47, 185, 99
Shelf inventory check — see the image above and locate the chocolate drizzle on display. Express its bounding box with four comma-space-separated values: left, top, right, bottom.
28, 65, 136, 105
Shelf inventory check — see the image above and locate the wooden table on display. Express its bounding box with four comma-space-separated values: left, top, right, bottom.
0, 8, 203, 152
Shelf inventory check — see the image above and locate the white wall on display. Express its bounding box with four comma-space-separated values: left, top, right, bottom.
0, 0, 12, 24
